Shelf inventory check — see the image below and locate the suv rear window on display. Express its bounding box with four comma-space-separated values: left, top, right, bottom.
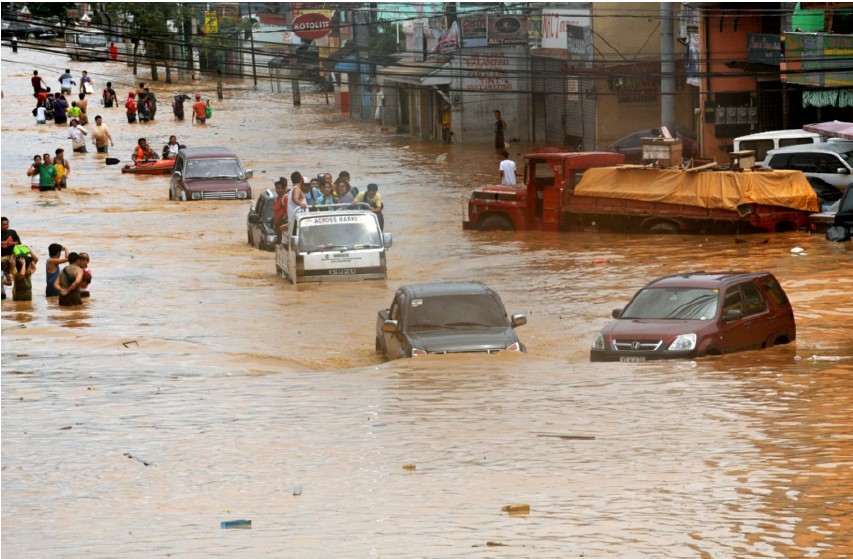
760, 276, 789, 307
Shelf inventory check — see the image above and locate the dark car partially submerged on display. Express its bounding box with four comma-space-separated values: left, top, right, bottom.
376, 282, 527, 360
247, 189, 277, 251
590, 272, 796, 362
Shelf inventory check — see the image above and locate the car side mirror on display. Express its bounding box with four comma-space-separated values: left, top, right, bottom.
510, 313, 527, 328
172, 170, 182, 179
612, 308, 623, 318
837, 167, 849, 175
245, 169, 253, 179
723, 309, 744, 322
289, 235, 299, 251
383, 319, 399, 333
383, 232, 393, 248
248, 214, 260, 224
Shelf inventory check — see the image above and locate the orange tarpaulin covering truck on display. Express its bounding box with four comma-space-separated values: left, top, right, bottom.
462, 150, 819, 234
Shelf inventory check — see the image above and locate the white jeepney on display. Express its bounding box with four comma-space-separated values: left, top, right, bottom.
275, 204, 392, 284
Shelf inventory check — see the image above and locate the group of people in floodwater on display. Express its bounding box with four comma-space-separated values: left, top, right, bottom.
274, 170, 385, 237
2, 217, 91, 306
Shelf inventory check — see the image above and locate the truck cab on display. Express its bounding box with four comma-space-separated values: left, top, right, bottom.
463, 150, 625, 231
275, 204, 392, 284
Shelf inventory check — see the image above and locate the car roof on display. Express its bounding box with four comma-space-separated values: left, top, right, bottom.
766, 141, 853, 157
399, 281, 494, 298
644, 271, 772, 289
179, 147, 240, 159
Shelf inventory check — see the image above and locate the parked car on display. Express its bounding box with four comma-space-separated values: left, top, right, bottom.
376, 281, 527, 360
65, 27, 109, 60
1, 20, 59, 41
824, 186, 853, 241
247, 189, 277, 251
733, 129, 823, 162
606, 128, 696, 164
763, 141, 853, 194
169, 147, 252, 201
590, 272, 796, 362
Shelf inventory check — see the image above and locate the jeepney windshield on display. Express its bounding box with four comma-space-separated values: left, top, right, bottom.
298, 214, 382, 252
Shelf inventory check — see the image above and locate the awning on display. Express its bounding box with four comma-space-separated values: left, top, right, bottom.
803, 120, 853, 140
377, 59, 451, 86
801, 89, 853, 108
322, 44, 356, 71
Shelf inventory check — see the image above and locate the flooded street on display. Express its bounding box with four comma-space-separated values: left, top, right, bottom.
2, 46, 852, 558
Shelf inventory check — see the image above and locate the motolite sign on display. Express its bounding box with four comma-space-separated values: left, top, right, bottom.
292, 13, 331, 41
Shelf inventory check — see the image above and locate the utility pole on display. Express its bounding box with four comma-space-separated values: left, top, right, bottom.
660, 3, 676, 134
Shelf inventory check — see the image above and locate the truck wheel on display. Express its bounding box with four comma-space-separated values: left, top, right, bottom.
478, 214, 514, 231
647, 222, 679, 234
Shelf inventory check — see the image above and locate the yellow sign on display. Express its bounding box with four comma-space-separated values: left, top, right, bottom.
204, 11, 218, 34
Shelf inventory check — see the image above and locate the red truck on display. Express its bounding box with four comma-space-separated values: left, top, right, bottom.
463, 150, 818, 234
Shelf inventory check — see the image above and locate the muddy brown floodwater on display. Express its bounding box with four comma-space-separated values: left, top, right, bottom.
2, 45, 852, 559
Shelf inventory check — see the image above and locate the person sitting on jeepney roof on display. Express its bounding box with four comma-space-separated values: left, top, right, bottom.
334, 179, 354, 205
305, 177, 322, 206
354, 183, 385, 230
316, 180, 335, 206
132, 138, 157, 163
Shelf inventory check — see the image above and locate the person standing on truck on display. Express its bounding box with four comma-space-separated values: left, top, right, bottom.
494, 110, 507, 150
287, 171, 308, 224
499, 150, 517, 186
273, 178, 289, 241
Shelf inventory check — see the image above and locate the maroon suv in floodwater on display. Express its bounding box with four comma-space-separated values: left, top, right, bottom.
169, 147, 253, 201
590, 272, 796, 362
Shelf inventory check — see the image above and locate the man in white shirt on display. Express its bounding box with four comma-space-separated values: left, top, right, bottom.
499, 150, 517, 186
67, 120, 88, 153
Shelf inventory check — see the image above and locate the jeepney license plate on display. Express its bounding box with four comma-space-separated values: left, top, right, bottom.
329, 268, 356, 275
620, 356, 645, 363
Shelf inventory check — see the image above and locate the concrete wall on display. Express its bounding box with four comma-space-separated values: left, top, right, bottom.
591, 3, 694, 149
450, 47, 532, 144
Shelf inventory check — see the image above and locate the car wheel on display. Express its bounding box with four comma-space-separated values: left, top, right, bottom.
169, 187, 174, 201
28, 33, 37, 41
179, 191, 187, 202
247, 229, 253, 245
275, 264, 283, 276
478, 214, 514, 231
375, 336, 383, 354
647, 222, 680, 234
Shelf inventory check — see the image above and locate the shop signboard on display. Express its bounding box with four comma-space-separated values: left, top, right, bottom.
487, 15, 527, 46
460, 15, 487, 48
784, 33, 853, 86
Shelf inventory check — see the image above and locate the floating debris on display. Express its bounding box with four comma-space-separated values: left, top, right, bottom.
220, 519, 251, 529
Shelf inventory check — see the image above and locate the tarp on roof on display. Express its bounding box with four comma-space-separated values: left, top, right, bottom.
575, 167, 819, 212
803, 120, 853, 140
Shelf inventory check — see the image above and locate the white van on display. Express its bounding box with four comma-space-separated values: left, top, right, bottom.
275, 204, 392, 284
733, 129, 822, 162
66, 28, 109, 61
